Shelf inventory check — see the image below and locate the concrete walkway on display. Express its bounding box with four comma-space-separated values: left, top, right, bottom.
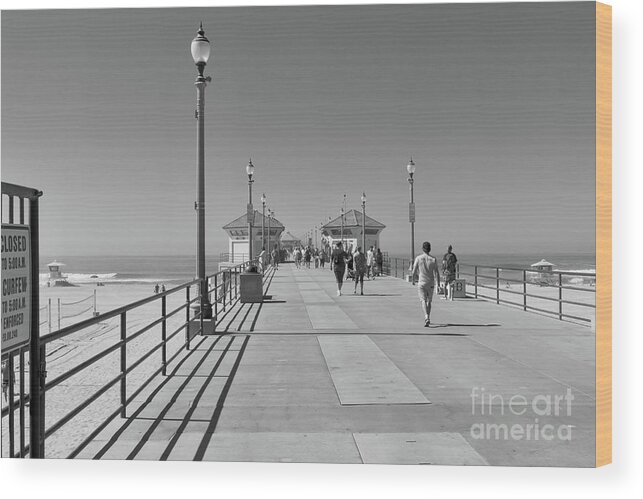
77, 264, 596, 466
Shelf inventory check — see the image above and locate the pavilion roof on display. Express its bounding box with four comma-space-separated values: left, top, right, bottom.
223, 210, 284, 230
322, 209, 386, 230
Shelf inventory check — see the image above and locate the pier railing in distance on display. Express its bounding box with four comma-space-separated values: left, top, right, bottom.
457, 263, 595, 325
380, 255, 595, 325
1, 259, 256, 459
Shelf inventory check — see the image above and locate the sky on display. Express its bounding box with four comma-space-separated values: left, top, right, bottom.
1, 2, 597, 257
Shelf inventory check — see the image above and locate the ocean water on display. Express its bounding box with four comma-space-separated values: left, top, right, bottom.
40, 252, 595, 288
40, 255, 221, 287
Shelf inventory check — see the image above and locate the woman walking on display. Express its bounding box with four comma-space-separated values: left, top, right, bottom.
353, 247, 367, 295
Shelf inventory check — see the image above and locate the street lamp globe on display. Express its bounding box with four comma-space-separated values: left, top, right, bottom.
361, 192, 366, 204
246, 159, 255, 178
406, 158, 416, 176
261, 193, 266, 204
191, 23, 211, 66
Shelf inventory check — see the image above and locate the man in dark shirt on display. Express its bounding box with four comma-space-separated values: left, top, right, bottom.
442, 245, 458, 300
331, 241, 349, 296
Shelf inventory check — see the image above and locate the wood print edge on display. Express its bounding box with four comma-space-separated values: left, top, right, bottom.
595, 0, 612, 468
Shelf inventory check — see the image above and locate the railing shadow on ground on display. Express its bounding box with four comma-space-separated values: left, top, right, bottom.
72, 334, 250, 461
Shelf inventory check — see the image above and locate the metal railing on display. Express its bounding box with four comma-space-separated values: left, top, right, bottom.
2, 259, 258, 458
457, 263, 596, 324
382, 256, 411, 279
379, 254, 595, 325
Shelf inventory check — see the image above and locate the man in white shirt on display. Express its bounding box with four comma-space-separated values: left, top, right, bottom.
411, 241, 441, 327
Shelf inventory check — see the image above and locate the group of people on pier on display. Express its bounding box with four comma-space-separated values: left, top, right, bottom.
328, 243, 384, 296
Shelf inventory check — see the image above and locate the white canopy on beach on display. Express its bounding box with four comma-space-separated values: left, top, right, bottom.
47, 261, 66, 267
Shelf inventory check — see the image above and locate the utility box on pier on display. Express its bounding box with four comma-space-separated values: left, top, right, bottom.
240, 272, 263, 303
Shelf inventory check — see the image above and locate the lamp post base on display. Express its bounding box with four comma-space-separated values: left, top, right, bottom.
191, 301, 213, 319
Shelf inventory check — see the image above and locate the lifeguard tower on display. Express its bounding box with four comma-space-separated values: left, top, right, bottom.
321, 210, 386, 253
47, 260, 72, 287
530, 259, 555, 285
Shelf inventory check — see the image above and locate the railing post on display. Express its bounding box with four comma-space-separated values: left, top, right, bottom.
8, 353, 15, 457
523, 270, 527, 311
93, 289, 97, 315
28, 194, 45, 459
48, 298, 52, 333
558, 273, 563, 320
185, 286, 191, 351
161, 295, 167, 376
58, 298, 61, 331
199, 280, 204, 336
120, 311, 127, 418
496, 267, 500, 304
474, 266, 478, 298
214, 274, 218, 320
229, 269, 233, 304
19, 348, 25, 457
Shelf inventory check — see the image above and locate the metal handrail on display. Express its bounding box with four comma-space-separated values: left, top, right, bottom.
2, 258, 258, 458
379, 256, 595, 325
458, 262, 595, 324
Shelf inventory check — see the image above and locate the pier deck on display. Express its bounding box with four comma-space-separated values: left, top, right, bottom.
76, 263, 595, 466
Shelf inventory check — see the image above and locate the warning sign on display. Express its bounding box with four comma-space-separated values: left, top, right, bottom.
1, 224, 31, 353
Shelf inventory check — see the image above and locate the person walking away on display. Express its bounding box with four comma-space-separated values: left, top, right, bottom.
442, 245, 458, 301
304, 247, 311, 268
411, 241, 441, 327
353, 247, 367, 295
319, 250, 326, 268
375, 248, 384, 277
366, 246, 375, 279
258, 247, 266, 273
271, 246, 279, 270
314, 248, 320, 268
294, 247, 302, 268
346, 246, 354, 280
331, 241, 349, 296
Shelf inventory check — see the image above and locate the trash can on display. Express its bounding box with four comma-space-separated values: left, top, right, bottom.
240, 265, 263, 303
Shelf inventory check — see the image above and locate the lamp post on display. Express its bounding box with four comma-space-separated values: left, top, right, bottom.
191, 23, 213, 319
340, 207, 345, 248
267, 208, 272, 258
261, 193, 266, 251
407, 158, 416, 267
361, 191, 366, 252
246, 159, 255, 262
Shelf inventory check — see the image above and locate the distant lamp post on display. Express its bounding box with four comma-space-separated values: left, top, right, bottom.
340, 207, 345, 248
261, 193, 266, 251
246, 159, 255, 262
191, 23, 213, 319
361, 191, 367, 252
267, 208, 272, 257
407, 158, 416, 266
